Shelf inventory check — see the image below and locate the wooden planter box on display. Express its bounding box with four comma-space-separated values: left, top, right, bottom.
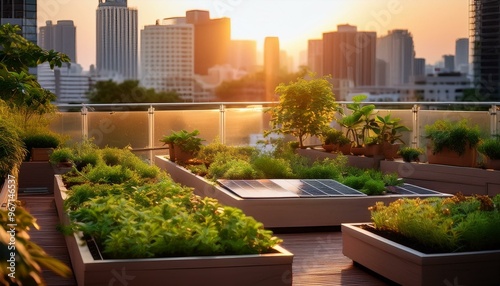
426, 146, 477, 168
380, 160, 500, 196
54, 176, 293, 286
30, 147, 53, 161
296, 148, 383, 169
342, 223, 500, 286
155, 156, 449, 228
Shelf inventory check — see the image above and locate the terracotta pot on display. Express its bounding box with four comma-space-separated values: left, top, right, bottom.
338, 144, 352, 155
168, 143, 176, 162
351, 146, 365, 156
382, 142, 401, 161
485, 158, 500, 170
364, 144, 382, 157
426, 146, 477, 167
322, 144, 338, 153
31, 148, 53, 162
173, 145, 194, 163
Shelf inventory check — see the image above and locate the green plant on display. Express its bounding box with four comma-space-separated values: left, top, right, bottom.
320, 127, 346, 145
22, 132, 60, 160
0, 113, 26, 181
252, 155, 294, 179
398, 146, 424, 162
478, 136, 500, 160
369, 194, 500, 253
265, 75, 338, 149
49, 147, 75, 165
336, 94, 378, 147
425, 119, 482, 155
373, 113, 410, 144
160, 129, 204, 153
0, 205, 72, 284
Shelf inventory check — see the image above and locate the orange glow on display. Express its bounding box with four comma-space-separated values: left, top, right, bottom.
38, 0, 468, 70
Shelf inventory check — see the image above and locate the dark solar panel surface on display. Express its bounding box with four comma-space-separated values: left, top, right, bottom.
393, 184, 441, 195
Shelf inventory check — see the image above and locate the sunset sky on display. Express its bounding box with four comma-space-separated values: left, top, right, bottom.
38, 0, 469, 71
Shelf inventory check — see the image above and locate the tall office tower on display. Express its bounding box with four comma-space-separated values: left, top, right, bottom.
0, 0, 37, 44
141, 18, 194, 101
96, 0, 138, 80
229, 40, 257, 72
264, 37, 280, 101
414, 58, 426, 77
186, 10, 230, 75
39, 20, 77, 63
308, 39, 323, 76
443, 55, 455, 72
377, 29, 415, 86
323, 24, 376, 87
455, 38, 469, 74
470, 0, 500, 100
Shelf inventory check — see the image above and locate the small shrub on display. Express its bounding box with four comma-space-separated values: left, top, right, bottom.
50, 147, 75, 165
478, 137, 500, 160
252, 155, 293, 179
425, 119, 482, 155
398, 146, 423, 162
86, 164, 136, 184
361, 179, 386, 195
101, 147, 123, 166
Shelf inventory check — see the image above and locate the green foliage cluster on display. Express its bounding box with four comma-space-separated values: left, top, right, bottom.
266, 75, 338, 148
425, 119, 482, 155
320, 127, 350, 145
160, 129, 205, 153
478, 136, 500, 160
62, 145, 281, 259
0, 111, 26, 180
88, 80, 181, 104
370, 194, 500, 253
0, 205, 72, 284
190, 141, 401, 196
398, 147, 424, 162
336, 94, 377, 147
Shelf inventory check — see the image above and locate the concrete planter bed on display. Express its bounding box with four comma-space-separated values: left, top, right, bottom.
54, 175, 293, 286
342, 223, 500, 286
380, 160, 500, 196
155, 156, 450, 228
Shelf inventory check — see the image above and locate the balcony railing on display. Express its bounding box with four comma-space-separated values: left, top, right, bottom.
51, 102, 499, 162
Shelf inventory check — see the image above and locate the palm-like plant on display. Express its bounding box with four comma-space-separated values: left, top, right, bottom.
336, 94, 378, 147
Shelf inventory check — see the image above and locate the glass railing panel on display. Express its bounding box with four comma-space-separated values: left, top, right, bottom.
88, 111, 149, 148
50, 112, 82, 144
154, 110, 220, 147
225, 108, 268, 146
418, 110, 491, 148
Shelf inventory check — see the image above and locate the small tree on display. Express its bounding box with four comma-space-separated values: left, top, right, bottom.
266, 76, 337, 148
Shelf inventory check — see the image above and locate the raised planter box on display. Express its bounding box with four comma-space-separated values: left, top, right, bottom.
342, 223, 500, 286
155, 156, 450, 228
296, 148, 384, 169
54, 175, 293, 286
380, 160, 500, 196
18, 161, 55, 194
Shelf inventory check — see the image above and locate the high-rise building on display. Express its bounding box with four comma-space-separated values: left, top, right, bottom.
264, 37, 280, 101
455, 38, 469, 74
186, 10, 230, 75
470, 0, 500, 100
39, 20, 77, 63
414, 58, 426, 77
443, 55, 455, 72
141, 18, 194, 101
323, 24, 376, 87
308, 39, 323, 76
228, 40, 257, 72
96, 0, 138, 80
376, 29, 415, 86
0, 0, 37, 44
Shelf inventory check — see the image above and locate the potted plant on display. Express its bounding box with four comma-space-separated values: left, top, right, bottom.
342, 194, 500, 285
398, 146, 423, 163
265, 75, 337, 149
49, 147, 75, 171
424, 119, 481, 167
160, 129, 204, 163
373, 114, 410, 160
478, 136, 500, 170
320, 127, 344, 152
336, 94, 377, 156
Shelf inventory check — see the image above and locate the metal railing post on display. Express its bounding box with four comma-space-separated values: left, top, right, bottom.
490, 105, 498, 137
412, 104, 420, 148
148, 106, 155, 165
220, 104, 226, 145
81, 105, 88, 141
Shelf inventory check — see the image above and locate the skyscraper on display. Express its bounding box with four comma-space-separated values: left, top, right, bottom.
96, 0, 138, 80
377, 29, 415, 86
39, 20, 77, 63
414, 58, 426, 77
264, 37, 280, 101
141, 18, 194, 101
229, 40, 257, 72
186, 10, 230, 75
308, 39, 323, 76
470, 0, 500, 100
455, 38, 469, 74
323, 24, 376, 87
443, 55, 455, 72
0, 0, 37, 44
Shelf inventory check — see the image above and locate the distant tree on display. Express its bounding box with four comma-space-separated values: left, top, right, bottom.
88, 80, 181, 104
265, 75, 338, 148
0, 23, 70, 129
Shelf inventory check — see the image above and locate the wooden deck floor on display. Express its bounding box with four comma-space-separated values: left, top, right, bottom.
20, 195, 394, 286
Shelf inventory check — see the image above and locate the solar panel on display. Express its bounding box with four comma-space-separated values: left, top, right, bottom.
392, 184, 442, 195
217, 179, 367, 199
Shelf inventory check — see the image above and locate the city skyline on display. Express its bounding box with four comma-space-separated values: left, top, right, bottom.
38, 0, 469, 71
